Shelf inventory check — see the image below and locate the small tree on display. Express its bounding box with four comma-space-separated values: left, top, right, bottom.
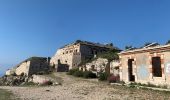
125, 45, 133, 50
106, 43, 113, 47
166, 40, 170, 45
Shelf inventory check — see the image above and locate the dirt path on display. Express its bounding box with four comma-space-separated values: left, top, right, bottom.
1, 73, 170, 100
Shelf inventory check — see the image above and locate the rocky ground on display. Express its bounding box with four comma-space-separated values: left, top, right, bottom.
0, 72, 170, 100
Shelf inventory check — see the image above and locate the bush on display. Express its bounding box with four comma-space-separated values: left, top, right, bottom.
83, 71, 97, 78
11, 72, 17, 76
20, 72, 25, 76
67, 68, 79, 75
98, 72, 109, 81
73, 70, 84, 77
22, 82, 38, 86
37, 71, 46, 75
108, 75, 120, 83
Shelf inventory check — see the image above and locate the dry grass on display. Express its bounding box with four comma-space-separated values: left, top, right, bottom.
0, 89, 15, 100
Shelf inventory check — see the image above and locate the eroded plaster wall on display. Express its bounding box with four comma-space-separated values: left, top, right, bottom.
135, 53, 150, 83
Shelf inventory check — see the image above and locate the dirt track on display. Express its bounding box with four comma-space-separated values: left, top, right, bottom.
1, 73, 170, 100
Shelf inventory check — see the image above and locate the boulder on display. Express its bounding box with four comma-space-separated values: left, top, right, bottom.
32, 75, 52, 84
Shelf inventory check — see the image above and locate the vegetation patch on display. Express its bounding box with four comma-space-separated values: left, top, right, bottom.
98, 72, 109, 81
67, 68, 79, 75
83, 71, 97, 78
97, 50, 119, 61
73, 70, 84, 77
20, 82, 38, 87
67, 69, 97, 79
0, 89, 15, 100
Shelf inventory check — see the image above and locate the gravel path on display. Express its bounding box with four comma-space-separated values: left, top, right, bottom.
1, 73, 170, 100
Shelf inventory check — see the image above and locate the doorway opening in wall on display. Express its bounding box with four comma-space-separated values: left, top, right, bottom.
58, 59, 61, 64
128, 59, 135, 81
152, 57, 162, 77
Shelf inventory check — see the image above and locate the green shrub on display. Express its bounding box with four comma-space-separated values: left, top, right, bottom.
83, 71, 97, 78
98, 72, 109, 81
67, 68, 79, 75
73, 70, 84, 77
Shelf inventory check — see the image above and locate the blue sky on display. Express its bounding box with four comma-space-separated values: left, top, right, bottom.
0, 0, 170, 75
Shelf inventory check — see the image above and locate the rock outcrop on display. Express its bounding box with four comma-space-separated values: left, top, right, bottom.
0, 75, 27, 86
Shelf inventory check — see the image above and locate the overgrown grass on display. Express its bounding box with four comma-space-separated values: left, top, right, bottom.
0, 89, 15, 100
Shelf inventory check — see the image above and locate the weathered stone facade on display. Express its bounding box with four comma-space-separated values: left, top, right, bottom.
79, 58, 120, 76
6, 57, 50, 76
50, 40, 120, 71
119, 44, 170, 86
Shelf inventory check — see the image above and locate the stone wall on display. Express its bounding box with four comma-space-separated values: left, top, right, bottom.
28, 59, 49, 76
81, 58, 120, 75
50, 44, 81, 70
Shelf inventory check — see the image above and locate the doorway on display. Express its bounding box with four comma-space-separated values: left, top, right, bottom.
128, 59, 135, 81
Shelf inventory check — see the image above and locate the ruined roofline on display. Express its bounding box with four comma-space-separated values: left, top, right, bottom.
13, 56, 47, 69
59, 40, 121, 50
119, 44, 170, 55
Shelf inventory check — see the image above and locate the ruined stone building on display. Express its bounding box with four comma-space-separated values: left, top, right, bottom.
80, 58, 120, 76
119, 43, 170, 86
6, 57, 50, 76
50, 40, 120, 71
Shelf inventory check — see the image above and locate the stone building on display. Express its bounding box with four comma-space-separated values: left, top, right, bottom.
119, 43, 170, 86
50, 40, 120, 71
6, 57, 50, 76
